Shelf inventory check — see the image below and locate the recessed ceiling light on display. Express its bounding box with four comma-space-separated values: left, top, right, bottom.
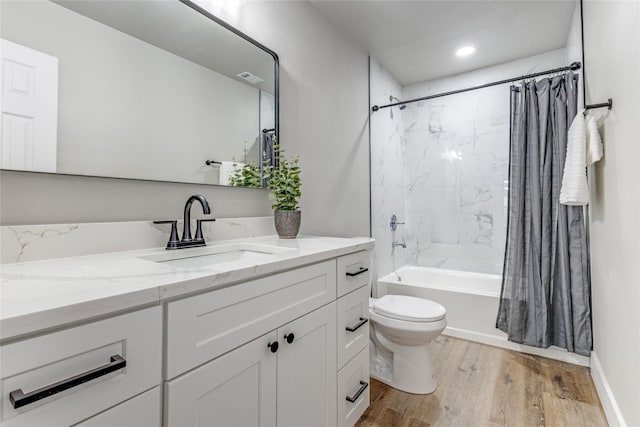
455, 46, 476, 57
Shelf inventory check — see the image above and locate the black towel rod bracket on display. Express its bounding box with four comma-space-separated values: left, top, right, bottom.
585, 98, 612, 111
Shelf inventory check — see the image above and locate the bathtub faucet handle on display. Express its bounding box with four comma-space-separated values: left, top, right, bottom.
390, 214, 405, 231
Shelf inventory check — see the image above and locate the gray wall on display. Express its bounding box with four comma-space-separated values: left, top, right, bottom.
225, 2, 371, 238
583, 1, 640, 425
1, 1, 371, 236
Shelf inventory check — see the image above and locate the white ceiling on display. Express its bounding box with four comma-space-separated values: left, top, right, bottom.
310, 0, 577, 85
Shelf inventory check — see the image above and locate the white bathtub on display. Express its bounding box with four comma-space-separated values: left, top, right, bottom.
378, 266, 502, 338
377, 265, 589, 366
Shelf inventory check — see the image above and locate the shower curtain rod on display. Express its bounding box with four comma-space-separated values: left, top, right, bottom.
372, 61, 584, 112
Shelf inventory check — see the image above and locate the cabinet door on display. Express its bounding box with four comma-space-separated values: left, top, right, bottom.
277, 303, 337, 427
165, 331, 277, 427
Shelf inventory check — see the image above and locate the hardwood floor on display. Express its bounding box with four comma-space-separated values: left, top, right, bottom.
356, 336, 607, 427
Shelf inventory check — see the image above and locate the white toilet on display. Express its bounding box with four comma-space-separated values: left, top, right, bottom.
369, 294, 447, 394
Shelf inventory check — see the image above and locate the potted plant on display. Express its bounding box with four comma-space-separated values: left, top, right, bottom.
263, 144, 302, 238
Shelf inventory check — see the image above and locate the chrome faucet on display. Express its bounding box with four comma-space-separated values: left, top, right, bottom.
392, 241, 407, 249
154, 194, 215, 250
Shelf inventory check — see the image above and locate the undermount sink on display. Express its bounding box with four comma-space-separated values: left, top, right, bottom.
139, 242, 295, 269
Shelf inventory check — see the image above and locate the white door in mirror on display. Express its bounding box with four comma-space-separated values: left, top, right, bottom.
1, 39, 58, 173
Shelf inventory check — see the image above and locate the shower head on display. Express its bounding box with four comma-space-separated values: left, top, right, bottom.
389, 95, 407, 110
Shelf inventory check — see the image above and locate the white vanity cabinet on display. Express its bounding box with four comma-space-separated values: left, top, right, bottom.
164, 260, 339, 427
0, 307, 162, 427
1, 242, 374, 427
165, 303, 337, 427
276, 302, 337, 427
165, 331, 278, 426
75, 387, 161, 427
165, 260, 337, 379
336, 251, 371, 427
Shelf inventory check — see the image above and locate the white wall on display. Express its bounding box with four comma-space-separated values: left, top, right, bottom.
0, 1, 370, 235
583, 1, 640, 426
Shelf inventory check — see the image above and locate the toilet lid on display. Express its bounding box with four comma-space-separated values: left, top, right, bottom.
373, 295, 446, 322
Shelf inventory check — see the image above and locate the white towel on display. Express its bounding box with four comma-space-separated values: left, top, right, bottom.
219, 161, 244, 185
586, 115, 603, 165
559, 112, 603, 206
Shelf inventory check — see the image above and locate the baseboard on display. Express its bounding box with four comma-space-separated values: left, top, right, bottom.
442, 327, 591, 367
590, 351, 627, 427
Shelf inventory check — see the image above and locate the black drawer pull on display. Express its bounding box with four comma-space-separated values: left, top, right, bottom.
346, 267, 368, 277
9, 355, 126, 409
346, 381, 369, 403
346, 317, 369, 332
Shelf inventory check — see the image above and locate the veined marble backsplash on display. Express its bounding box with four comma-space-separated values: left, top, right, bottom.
1, 216, 274, 264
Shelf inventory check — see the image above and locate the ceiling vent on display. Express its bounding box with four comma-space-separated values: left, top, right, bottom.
237, 71, 263, 84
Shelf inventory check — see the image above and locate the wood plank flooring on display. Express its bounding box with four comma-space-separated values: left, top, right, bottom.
356, 336, 607, 427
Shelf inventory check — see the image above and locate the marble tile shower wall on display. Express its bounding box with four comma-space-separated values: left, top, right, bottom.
370, 58, 406, 284
371, 49, 567, 276
401, 87, 508, 274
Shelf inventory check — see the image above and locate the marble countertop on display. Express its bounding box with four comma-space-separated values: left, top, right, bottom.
0, 235, 374, 342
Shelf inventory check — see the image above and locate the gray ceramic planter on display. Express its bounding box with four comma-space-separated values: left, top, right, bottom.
274, 210, 301, 239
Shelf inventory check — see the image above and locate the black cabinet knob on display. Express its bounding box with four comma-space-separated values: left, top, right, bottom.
268, 341, 279, 353
284, 333, 295, 344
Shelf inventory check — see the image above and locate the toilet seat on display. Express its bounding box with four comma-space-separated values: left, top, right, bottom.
373, 295, 446, 322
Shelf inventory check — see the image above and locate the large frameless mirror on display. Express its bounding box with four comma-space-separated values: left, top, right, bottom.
0, 0, 278, 188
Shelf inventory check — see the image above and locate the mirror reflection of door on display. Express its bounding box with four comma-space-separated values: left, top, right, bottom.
1, 39, 58, 172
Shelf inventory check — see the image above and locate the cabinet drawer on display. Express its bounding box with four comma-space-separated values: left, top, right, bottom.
337, 286, 370, 370
337, 347, 370, 427
75, 386, 160, 427
167, 260, 336, 378
0, 306, 162, 427
336, 251, 370, 297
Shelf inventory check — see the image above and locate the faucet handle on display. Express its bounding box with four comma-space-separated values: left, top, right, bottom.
195, 218, 216, 242
390, 214, 405, 231
153, 220, 180, 249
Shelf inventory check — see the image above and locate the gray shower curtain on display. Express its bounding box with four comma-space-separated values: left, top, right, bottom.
496, 72, 593, 356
